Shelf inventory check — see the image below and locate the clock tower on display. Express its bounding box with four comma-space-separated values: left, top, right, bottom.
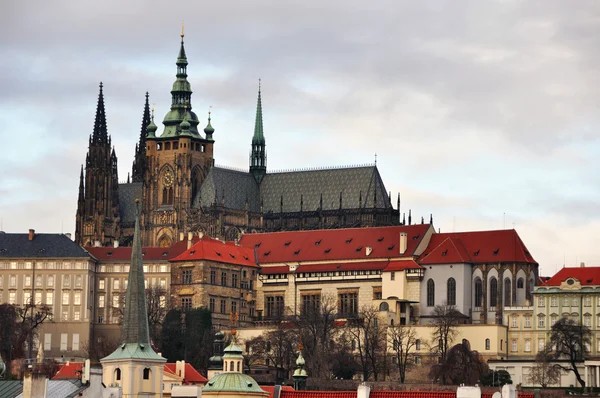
142, 30, 215, 247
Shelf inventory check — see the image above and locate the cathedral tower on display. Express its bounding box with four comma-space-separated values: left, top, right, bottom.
75, 83, 121, 246
142, 30, 215, 247
132, 92, 151, 183
249, 83, 266, 183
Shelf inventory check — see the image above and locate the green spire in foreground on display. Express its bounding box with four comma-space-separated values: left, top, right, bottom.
121, 200, 150, 345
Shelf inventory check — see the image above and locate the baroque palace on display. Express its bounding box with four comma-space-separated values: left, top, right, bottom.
74, 31, 404, 248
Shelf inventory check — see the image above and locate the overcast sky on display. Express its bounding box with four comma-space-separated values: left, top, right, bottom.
1, 1, 599, 276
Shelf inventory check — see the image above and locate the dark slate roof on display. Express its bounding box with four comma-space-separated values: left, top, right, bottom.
193, 165, 391, 213
261, 166, 391, 212
194, 167, 260, 211
0, 233, 90, 258
0, 380, 23, 398
118, 182, 143, 224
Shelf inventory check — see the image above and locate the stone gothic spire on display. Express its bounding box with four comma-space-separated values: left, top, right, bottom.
132, 92, 151, 183
250, 80, 266, 183
92, 82, 108, 144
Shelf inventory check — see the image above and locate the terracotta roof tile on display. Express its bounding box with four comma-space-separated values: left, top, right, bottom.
163, 363, 208, 383
52, 362, 82, 379
170, 236, 257, 267
280, 391, 356, 398
262, 385, 295, 398
542, 266, 600, 287
419, 229, 536, 265
86, 238, 198, 261
240, 224, 431, 264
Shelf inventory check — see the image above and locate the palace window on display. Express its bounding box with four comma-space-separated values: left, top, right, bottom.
563, 296, 570, 306
231, 300, 237, 314
339, 293, 358, 317
220, 299, 226, 313
181, 297, 192, 312
524, 315, 531, 328
427, 279, 435, 307
447, 278, 456, 306
46, 292, 53, 305
113, 279, 120, 290
302, 294, 321, 315
210, 269, 216, 284
490, 277, 498, 308
266, 296, 285, 318
209, 298, 215, 312
74, 292, 81, 306
99, 279, 105, 290
538, 339, 545, 352
524, 339, 531, 352
485, 339, 490, 350
62, 291, 70, 305
538, 296, 545, 307
584, 296, 591, 307
98, 295, 105, 308
511, 316, 518, 328
551, 314, 558, 326
504, 278, 511, 307
232, 274, 238, 288
584, 315, 592, 327
537, 314, 545, 328
182, 269, 192, 285
221, 271, 227, 287
551, 296, 557, 307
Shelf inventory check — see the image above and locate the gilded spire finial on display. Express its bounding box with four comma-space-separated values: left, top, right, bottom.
208, 105, 212, 119
181, 22, 185, 38
151, 103, 155, 120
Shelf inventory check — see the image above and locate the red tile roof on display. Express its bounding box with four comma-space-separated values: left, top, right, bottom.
419, 229, 536, 265
85, 238, 198, 261
240, 225, 432, 264
53, 361, 208, 383
52, 362, 82, 379
170, 236, 257, 267
164, 362, 208, 383
280, 391, 356, 398
281, 391, 534, 398
262, 385, 295, 398
542, 266, 600, 287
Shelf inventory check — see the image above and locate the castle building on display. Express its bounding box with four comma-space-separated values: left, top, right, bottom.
75, 32, 405, 248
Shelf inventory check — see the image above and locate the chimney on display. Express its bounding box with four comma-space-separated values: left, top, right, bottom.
113, 240, 119, 248
179, 232, 184, 241
94, 240, 101, 247
176, 360, 185, 379
28, 229, 35, 241
65, 233, 72, 240
399, 232, 408, 255
198, 231, 204, 239
357, 384, 371, 398
187, 232, 193, 250
580, 262, 585, 268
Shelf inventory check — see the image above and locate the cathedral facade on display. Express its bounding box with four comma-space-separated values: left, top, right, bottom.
75, 33, 403, 248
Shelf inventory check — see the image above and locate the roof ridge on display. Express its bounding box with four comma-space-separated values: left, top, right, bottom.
268, 163, 375, 174
419, 236, 454, 262
241, 223, 430, 238
447, 237, 471, 263
213, 164, 251, 174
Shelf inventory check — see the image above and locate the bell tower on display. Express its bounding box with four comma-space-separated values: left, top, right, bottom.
143, 28, 215, 247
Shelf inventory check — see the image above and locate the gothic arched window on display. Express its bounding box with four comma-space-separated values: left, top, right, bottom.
447, 278, 456, 306
490, 277, 498, 307
474, 277, 483, 308
427, 279, 435, 307
379, 302, 389, 312
504, 278, 512, 307
517, 278, 524, 289
115, 368, 121, 381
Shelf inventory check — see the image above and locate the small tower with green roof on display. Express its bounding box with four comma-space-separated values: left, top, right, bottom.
101, 200, 166, 395
293, 343, 308, 390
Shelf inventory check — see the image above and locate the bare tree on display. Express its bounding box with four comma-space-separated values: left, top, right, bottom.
82, 334, 119, 361
388, 324, 418, 383
429, 303, 463, 362
0, 303, 52, 364
243, 336, 267, 373
294, 294, 339, 379
261, 326, 297, 384
112, 284, 170, 350
528, 348, 561, 388
346, 306, 387, 381
550, 318, 591, 388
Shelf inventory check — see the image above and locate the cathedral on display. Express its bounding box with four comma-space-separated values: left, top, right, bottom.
75, 32, 405, 248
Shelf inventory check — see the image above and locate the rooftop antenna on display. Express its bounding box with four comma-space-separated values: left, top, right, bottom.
503, 212, 506, 229
374, 153, 377, 165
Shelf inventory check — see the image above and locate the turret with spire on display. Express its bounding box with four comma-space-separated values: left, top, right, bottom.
249, 80, 266, 184
293, 343, 308, 390
101, 200, 165, 394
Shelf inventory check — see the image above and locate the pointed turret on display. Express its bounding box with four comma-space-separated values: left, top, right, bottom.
132, 92, 151, 183
78, 165, 85, 203
293, 344, 308, 390
92, 82, 108, 144
249, 80, 266, 183
160, 29, 200, 137
204, 108, 215, 141
147, 107, 157, 138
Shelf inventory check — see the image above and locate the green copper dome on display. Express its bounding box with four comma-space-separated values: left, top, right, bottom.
147, 119, 157, 138
203, 373, 264, 394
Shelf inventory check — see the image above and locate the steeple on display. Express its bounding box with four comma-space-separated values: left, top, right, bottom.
132, 92, 151, 183
121, 200, 151, 345
160, 29, 199, 137
92, 82, 108, 144
204, 108, 215, 141
78, 165, 84, 203
249, 80, 266, 183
